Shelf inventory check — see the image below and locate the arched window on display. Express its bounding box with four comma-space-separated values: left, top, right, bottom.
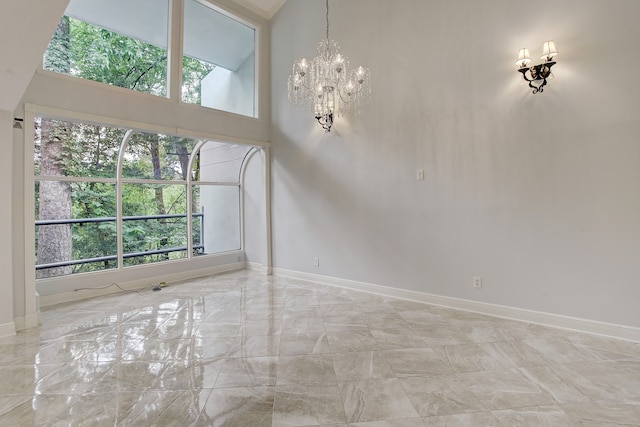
34, 116, 259, 281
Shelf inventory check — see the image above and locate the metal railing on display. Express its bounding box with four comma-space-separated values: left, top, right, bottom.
35, 213, 204, 271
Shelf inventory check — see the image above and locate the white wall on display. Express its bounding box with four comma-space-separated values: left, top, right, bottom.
271, 0, 640, 329
0, 111, 15, 335
202, 52, 256, 117
0, 0, 69, 111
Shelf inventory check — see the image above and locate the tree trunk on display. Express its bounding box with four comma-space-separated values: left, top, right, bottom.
37, 119, 73, 278
149, 137, 166, 215
176, 143, 190, 181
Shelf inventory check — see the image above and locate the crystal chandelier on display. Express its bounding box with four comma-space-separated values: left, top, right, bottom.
288, 0, 371, 132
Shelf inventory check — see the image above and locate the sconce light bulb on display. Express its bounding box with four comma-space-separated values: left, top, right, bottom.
541, 40, 558, 61
516, 48, 532, 68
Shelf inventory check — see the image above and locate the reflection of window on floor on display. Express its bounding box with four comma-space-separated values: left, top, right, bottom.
34, 116, 254, 279
43, 0, 257, 117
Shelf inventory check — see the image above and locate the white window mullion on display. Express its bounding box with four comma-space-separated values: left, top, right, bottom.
187, 140, 207, 258
116, 130, 135, 271
169, 0, 184, 103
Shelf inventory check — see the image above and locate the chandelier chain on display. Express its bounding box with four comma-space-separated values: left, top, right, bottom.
326, 0, 329, 39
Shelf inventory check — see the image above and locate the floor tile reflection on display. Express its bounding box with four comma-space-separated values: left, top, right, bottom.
0, 270, 638, 425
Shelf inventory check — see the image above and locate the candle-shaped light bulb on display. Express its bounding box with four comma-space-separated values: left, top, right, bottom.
334, 53, 344, 72
541, 41, 558, 61
346, 80, 355, 95
516, 48, 531, 68
296, 58, 308, 77
356, 66, 366, 83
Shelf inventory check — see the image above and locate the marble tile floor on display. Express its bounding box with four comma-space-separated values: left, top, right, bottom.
1, 270, 639, 426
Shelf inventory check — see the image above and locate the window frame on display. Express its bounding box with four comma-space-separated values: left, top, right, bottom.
39, 0, 261, 119
25, 104, 261, 289
180, 0, 259, 118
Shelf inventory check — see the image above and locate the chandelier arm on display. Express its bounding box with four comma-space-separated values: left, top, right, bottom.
337, 88, 361, 104
295, 81, 315, 93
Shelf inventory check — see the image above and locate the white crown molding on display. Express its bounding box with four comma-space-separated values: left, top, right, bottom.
232, 0, 287, 19
273, 268, 640, 343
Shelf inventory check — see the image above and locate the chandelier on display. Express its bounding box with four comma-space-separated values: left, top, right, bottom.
288, 0, 371, 132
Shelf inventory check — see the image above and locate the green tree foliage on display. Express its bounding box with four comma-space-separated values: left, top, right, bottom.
44, 17, 215, 101
37, 15, 211, 276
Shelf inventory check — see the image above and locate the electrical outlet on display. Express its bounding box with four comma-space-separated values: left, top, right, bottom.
473, 276, 482, 289
313, 257, 320, 267
416, 169, 425, 180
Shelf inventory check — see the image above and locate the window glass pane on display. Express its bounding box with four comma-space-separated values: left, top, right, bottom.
182, 0, 256, 117
32, 114, 250, 280
34, 114, 121, 279
123, 133, 199, 181
35, 118, 122, 178
197, 141, 254, 183
192, 185, 240, 254
122, 183, 188, 266
44, 0, 170, 97
36, 181, 117, 278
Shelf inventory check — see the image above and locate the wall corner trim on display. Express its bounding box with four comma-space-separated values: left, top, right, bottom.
272, 268, 640, 343
247, 262, 272, 275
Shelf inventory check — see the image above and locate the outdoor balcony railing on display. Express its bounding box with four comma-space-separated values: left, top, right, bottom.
35, 213, 204, 271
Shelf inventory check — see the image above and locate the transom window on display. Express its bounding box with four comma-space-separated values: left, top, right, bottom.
43, 0, 257, 117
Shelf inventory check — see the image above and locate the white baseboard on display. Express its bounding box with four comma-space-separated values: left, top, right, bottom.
14, 305, 42, 332
273, 268, 640, 343
246, 262, 272, 275
40, 262, 246, 307
0, 322, 16, 338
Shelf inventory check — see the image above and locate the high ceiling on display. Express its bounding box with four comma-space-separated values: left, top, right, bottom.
232, 0, 286, 18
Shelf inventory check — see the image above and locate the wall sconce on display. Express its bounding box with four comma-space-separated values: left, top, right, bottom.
13, 118, 23, 129
516, 40, 558, 94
